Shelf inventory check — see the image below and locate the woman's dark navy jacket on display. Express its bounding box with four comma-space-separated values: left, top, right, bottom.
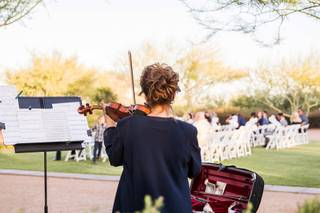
104, 115, 201, 213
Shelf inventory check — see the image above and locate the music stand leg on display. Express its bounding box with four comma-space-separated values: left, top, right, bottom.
44, 151, 48, 213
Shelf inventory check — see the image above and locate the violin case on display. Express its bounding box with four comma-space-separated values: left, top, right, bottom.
190, 163, 264, 213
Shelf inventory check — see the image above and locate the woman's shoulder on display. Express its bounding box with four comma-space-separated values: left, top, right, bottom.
175, 119, 197, 134
117, 116, 135, 126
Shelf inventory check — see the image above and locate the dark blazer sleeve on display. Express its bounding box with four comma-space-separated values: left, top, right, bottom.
104, 126, 124, 167
188, 128, 201, 178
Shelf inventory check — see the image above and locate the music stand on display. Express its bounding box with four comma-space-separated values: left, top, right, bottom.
2, 95, 90, 213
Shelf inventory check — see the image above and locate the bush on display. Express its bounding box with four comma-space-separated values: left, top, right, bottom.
297, 197, 320, 213
136, 195, 163, 213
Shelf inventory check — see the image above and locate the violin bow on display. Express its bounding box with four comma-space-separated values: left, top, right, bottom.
128, 51, 137, 105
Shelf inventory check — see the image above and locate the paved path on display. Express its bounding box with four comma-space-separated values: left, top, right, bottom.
0, 174, 319, 213
1, 129, 319, 213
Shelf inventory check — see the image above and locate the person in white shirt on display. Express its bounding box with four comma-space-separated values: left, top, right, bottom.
269, 114, 281, 127
210, 112, 220, 127
193, 112, 212, 161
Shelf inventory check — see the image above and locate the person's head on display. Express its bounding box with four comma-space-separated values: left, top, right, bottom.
257, 111, 262, 118
298, 108, 304, 115
263, 111, 268, 117
250, 112, 256, 118
204, 111, 212, 123
140, 63, 180, 108
225, 114, 232, 123
194, 111, 205, 121
276, 113, 282, 121
291, 112, 302, 123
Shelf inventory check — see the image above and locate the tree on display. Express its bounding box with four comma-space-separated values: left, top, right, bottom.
115, 42, 247, 111
0, 0, 42, 27
5, 53, 117, 103
180, 0, 320, 45
233, 56, 320, 115
92, 87, 117, 103
174, 46, 247, 109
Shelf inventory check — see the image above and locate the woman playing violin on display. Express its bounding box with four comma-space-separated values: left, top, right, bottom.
103, 63, 201, 213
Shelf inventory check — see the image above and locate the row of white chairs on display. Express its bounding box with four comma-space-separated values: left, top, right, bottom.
202, 126, 252, 163
266, 124, 309, 149
201, 123, 309, 162
250, 124, 276, 147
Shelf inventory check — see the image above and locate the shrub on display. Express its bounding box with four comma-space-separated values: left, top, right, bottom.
136, 195, 164, 213
298, 197, 320, 213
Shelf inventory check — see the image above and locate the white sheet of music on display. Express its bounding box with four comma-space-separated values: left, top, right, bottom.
0, 86, 90, 145
51, 102, 91, 143
0, 86, 21, 144
18, 109, 47, 143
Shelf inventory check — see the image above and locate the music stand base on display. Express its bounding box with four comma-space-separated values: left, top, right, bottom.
14, 141, 84, 213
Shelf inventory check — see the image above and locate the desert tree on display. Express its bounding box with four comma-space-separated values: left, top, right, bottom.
5, 52, 113, 102
180, 0, 320, 45
174, 46, 247, 109
0, 0, 43, 27
233, 56, 320, 115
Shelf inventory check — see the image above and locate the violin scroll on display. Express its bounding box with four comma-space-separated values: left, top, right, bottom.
78, 103, 102, 116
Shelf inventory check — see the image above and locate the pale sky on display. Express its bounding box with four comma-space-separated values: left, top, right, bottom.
1, 0, 320, 76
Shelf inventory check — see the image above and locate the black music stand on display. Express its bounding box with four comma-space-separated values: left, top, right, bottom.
11, 96, 86, 213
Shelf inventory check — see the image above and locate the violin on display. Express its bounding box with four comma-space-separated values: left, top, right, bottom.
78, 102, 151, 122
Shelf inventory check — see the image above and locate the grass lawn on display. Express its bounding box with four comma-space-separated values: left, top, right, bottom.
0, 141, 319, 187
225, 141, 320, 188
0, 151, 122, 176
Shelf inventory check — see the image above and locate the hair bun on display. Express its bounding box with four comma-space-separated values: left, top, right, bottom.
140, 63, 180, 106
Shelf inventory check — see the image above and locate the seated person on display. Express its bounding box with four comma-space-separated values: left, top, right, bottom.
210, 112, 220, 127
246, 112, 258, 126
298, 108, 309, 125
237, 113, 246, 127
276, 113, 288, 126
290, 112, 302, 125
257, 111, 269, 126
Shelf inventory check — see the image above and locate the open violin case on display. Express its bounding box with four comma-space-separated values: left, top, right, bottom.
191, 163, 264, 213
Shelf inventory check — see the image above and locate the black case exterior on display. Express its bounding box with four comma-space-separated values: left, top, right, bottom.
249, 172, 264, 212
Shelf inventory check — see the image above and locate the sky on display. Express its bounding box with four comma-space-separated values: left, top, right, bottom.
1, 0, 320, 77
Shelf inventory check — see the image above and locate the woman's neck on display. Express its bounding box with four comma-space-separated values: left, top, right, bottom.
148, 104, 173, 118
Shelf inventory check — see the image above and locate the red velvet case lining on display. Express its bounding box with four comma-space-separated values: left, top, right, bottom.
190, 164, 255, 213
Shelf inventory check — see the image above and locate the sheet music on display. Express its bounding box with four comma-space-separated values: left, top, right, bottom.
52, 103, 91, 143
0, 86, 21, 144
42, 110, 70, 142
0, 86, 90, 145
18, 109, 46, 143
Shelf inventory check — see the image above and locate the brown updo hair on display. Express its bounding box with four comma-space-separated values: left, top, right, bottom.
139, 63, 180, 107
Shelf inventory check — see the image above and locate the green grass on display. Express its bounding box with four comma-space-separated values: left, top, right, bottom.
0, 151, 122, 176
224, 141, 320, 188
0, 141, 319, 187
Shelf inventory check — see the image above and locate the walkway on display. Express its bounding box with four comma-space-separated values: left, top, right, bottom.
1, 170, 319, 213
